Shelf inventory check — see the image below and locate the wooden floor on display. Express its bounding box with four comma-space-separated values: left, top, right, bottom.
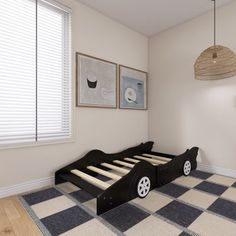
0, 196, 42, 236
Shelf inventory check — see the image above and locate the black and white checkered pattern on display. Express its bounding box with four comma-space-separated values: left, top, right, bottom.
20, 170, 236, 236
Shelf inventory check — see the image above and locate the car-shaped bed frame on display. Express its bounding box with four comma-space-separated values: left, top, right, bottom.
55, 142, 199, 215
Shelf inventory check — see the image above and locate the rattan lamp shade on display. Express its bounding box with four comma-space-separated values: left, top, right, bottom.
194, 45, 236, 80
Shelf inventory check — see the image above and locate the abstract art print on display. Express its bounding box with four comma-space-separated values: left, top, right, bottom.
76, 53, 117, 108
119, 65, 147, 110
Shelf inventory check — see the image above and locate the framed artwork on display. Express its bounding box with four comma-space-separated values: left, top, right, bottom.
119, 65, 148, 110
76, 53, 117, 108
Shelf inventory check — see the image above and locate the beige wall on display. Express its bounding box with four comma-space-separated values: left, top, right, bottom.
149, 1, 236, 173
0, 0, 148, 188
2, 0, 236, 191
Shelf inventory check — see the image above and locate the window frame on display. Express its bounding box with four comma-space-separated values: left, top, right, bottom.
0, 0, 73, 149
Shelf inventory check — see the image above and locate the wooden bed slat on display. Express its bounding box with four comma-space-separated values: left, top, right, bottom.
71, 169, 110, 190
87, 166, 121, 181
101, 163, 130, 174
134, 155, 165, 165
143, 153, 171, 162
124, 157, 140, 163
113, 160, 134, 168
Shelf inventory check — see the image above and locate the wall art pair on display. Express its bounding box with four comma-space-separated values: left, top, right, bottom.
76, 53, 147, 110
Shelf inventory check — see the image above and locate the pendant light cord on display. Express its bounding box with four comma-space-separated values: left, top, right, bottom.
213, 0, 216, 47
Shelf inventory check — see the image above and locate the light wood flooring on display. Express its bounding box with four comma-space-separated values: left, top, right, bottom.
0, 196, 42, 236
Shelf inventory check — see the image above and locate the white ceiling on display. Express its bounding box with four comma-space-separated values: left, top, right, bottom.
77, 0, 234, 36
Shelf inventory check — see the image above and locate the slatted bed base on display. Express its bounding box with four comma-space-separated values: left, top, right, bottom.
62, 152, 168, 196
143, 153, 172, 162
134, 155, 167, 165
55, 141, 199, 215
87, 166, 121, 181
71, 169, 111, 190
67, 153, 184, 192
113, 160, 134, 168
124, 157, 140, 163
101, 163, 130, 174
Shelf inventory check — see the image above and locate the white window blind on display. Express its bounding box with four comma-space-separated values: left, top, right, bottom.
0, 0, 36, 145
0, 0, 71, 146
37, 0, 71, 141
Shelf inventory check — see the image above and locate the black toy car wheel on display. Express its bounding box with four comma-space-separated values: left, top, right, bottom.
183, 160, 191, 176
137, 176, 151, 198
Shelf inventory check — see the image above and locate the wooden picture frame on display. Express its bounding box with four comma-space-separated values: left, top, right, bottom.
119, 65, 148, 110
76, 53, 118, 108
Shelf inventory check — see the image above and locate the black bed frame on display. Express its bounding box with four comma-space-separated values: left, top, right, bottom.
55, 142, 199, 215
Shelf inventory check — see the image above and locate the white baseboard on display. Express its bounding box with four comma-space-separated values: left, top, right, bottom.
0, 176, 54, 199
1, 163, 235, 199
197, 163, 236, 179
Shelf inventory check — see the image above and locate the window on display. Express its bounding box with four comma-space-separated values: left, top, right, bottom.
0, 0, 71, 146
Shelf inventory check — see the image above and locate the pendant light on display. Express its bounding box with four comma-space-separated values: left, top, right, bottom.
194, 0, 236, 80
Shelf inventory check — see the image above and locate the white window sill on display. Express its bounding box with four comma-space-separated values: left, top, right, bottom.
0, 137, 76, 151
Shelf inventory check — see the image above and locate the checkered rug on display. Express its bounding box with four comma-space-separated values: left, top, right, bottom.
19, 170, 236, 236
